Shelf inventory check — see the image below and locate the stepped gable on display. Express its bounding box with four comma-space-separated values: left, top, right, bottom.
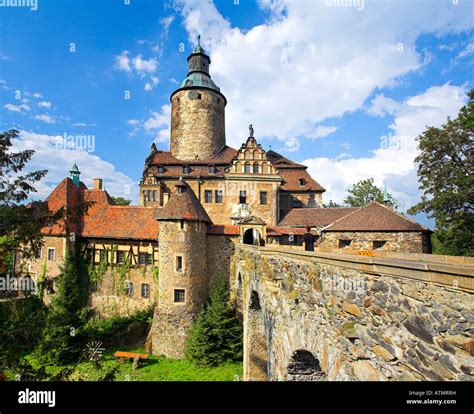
324, 202, 431, 232
155, 179, 211, 223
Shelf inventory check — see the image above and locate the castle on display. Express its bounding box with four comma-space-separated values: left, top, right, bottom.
26, 39, 432, 358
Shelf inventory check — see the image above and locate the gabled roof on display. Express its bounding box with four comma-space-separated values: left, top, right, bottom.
266, 150, 306, 169
40, 178, 160, 240
278, 169, 326, 192
155, 180, 211, 223
324, 202, 431, 232
279, 207, 358, 227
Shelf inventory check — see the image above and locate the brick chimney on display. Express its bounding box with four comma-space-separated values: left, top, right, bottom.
92, 178, 103, 190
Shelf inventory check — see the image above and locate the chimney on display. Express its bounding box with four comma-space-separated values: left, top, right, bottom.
93, 178, 103, 190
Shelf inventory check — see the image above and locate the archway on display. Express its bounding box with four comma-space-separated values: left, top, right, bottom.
243, 228, 260, 245
287, 350, 326, 381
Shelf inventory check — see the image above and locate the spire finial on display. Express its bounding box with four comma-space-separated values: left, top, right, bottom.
383, 184, 390, 204
197, 34, 201, 46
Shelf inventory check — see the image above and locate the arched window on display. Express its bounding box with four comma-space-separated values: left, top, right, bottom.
253, 163, 259, 173
244, 163, 251, 173
183, 165, 191, 174
147, 190, 152, 202
209, 165, 217, 174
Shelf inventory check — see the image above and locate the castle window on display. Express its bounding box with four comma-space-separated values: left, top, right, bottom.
174, 289, 185, 303
117, 251, 125, 264
197, 93, 202, 99
339, 239, 352, 249
253, 163, 259, 174
147, 190, 152, 202
99, 250, 108, 263
141, 283, 150, 298
239, 191, 247, 204
176, 256, 183, 272
183, 165, 191, 174
299, 178, 306, 187
260, 191, 268, 205
142, 190, 147, 201
157, 166, 164, 174
139, 253, 151, 265
215, 190, 223, 203
152, 190, 157, 202
209, 165, 217, 174
47, 248, 55, 261
373, 240, 387, 250
244, 163, 251, 173
204, 190, 213, 203
125, 281, 134, 296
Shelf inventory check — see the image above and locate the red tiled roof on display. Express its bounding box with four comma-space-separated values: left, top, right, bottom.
278, 169, 325, 192
267, 226, 308, 236
40, 178, 160, 240
266, 150, 306, 168
324, 202, 430, 232
147, 145, 237, 166
279, 207, 358, 227
155, 180, 211, 223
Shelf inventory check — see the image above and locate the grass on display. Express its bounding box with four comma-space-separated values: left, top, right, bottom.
19, 347, 243, 382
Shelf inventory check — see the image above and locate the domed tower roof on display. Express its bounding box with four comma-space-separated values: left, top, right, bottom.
174, 35, 224, 97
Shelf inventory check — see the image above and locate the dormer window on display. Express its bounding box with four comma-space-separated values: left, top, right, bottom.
183, 165, 191, 174
209, 165, 217, 174
157, 166, 164, 174
299, 178, 306, 187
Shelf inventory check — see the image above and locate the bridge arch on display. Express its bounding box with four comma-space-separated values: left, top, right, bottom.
287, 350, 326, 381
243, 228, 260, 245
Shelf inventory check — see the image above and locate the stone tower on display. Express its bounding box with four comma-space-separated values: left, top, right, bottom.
170, 36, 227, 160
149, 179, 212, 358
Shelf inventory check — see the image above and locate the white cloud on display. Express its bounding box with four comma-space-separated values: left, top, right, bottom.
12, 131, 137, 203
115, 50, 132, 73
131, 55, 158, 75
303, 83, 468, 215
72, 122, 87, 127
366, 94, 401, 117
456, 42, 474, 59
32, 93, 43, 99
34, 114, 56, 124
3, 103, 31, 113
127, 119, 140, 126
37, 101, 52, 109
173, 0, 472, 148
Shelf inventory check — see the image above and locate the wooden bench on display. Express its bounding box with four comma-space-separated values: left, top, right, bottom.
114, 351, 149, 368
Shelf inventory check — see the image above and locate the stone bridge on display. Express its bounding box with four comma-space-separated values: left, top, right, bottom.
234, 245, 474, 381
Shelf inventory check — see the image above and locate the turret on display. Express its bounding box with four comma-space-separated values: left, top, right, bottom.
149, 179, 212, 358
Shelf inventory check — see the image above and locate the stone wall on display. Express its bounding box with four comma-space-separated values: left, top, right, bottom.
236, 246, 473, 381
148, 220, 209, 358
319, 231, 431, 254
170, 89, 226, 160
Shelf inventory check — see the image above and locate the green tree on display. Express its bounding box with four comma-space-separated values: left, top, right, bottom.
37, 244, 91, 364
344, 178, 398, 209
408, 90, 474, 256
112, 197, 131, 206
185, 277, 243, 367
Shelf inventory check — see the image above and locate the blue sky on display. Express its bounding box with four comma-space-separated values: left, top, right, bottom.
0, 0, 473, 228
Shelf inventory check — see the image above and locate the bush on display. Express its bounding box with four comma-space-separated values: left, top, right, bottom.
185, 277, 243, 367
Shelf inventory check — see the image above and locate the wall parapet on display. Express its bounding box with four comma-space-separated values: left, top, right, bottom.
239, 245, 474, 292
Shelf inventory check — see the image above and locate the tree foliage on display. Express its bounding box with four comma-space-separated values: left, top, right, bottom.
323, 200, 343, 208
408, 90, 474, 256
112, 197, 131, 206
37, 244, 91, 364
344, 178, 398, 209
185, 277, 243, 367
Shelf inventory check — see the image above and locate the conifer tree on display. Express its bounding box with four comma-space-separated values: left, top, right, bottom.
38, 244, 90, 364
185, 277, 243, 366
